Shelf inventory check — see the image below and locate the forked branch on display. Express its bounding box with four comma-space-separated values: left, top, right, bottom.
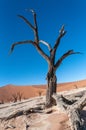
10, 10, 51, 63
18, 9, 39, 43
10, 40, 50, 64
53, 25, 66, 54
34, 44, 50, 63
54, 50, 81, 71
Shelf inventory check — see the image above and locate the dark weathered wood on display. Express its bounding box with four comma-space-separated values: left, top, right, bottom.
0, 97, 45, 121
68, 108, 83, 130
53, 92, 86, 130
65, 91, 85, 100
53, 25, 66, 55
54, 50, 81, 70
3, 106, 42, 121
0, 89, 86, 130
10, 9, 80, 108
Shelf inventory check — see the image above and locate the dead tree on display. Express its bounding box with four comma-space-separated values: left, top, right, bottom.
12, 92, 23, 102
38, 90, 43, 96
10, 10, 80, 107
17, 92, 23, 101
12, 93, 18, 102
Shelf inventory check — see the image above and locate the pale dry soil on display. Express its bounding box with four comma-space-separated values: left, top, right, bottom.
0, 87, 86, 130
0, 109, 70, 130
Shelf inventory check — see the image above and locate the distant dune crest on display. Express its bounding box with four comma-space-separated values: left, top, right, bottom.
0, 79, 86, 103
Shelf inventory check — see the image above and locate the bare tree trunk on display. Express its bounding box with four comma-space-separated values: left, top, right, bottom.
45, 68, 57, 107
10, 10, 80, 109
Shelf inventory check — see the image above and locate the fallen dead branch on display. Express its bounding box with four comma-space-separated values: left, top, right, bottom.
0, 89, 86, 130
0, 97, 45, 121
53, 91, 86, 130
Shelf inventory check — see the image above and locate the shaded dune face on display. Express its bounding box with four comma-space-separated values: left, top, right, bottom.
0, 79, 86, 103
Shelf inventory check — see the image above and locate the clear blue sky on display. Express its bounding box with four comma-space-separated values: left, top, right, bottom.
0, 0, 86, 87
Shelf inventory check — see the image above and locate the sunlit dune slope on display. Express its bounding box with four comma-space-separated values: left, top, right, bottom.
0, 79, 86, 102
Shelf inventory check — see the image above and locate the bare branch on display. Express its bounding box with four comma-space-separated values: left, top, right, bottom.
18, 15, 35, 30
34, 44, 50, 64
39, 40, 52, 51
25, 9, 39, 43
30, 9, 37, 28
30, 9, 39, 43
59, 24, 65, 34
10, 40, 50, 64
30, 9, 36, 16
9, 40, 35, 54
54, 50, 81, 70
53, 25, 67, 53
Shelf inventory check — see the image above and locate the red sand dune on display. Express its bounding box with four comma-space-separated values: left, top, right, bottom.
0, 79, 86, 102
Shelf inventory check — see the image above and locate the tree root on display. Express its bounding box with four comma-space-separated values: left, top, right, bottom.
53, 92, 86, 130
1, 106, 43, 121
0, 91, 86, 130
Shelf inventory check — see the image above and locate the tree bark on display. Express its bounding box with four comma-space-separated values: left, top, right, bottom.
53, 91, 86, 130
0, 97, 44, 121
45, 68, 57, 107
10, 10, 80, 110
